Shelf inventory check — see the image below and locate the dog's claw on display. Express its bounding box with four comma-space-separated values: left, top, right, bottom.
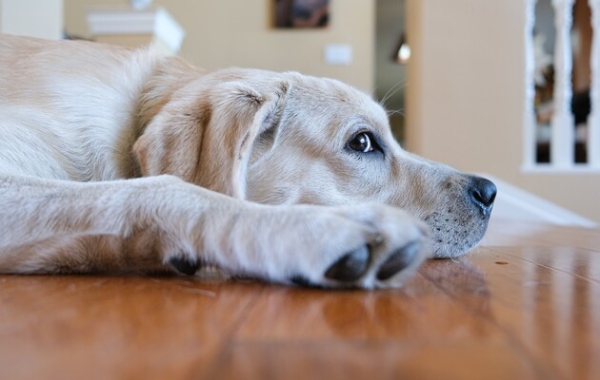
169, 255, 199, 275
325, 246, 370, 282
376, 241, 420, 281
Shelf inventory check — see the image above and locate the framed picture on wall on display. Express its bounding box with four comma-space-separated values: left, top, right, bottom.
274, 0, 330, 28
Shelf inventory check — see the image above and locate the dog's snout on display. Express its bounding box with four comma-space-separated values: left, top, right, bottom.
468, 176, 497, 210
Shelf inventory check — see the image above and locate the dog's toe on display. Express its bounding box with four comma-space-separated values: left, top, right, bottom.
324, 245, 370, 282
376, 241, 421, 281
169, 255, 200, 275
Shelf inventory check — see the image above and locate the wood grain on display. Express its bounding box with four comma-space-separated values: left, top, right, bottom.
1, 221, 599, 379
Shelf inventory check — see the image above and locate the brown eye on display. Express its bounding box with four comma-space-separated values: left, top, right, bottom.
349, 132, 373, 153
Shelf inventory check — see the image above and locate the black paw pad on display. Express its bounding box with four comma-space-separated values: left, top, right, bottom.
289, 275, 323, 289
325, 246, 370, 282
376, 241, 420, 281
169, 256, 200, 275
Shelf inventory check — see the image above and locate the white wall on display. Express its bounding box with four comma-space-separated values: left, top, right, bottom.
0, 0, 63, 39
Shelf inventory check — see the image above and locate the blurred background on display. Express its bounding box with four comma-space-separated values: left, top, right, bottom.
1, 0, 599, 224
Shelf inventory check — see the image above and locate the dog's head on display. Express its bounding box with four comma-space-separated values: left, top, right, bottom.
134, 66, 496, 258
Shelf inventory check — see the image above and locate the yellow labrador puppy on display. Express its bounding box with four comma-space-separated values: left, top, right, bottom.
0, 35, 496, 288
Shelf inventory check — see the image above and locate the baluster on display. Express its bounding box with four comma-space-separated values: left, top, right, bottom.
524, 0, 538, 169
588, 0, 600, 167
552, 0, 576, 167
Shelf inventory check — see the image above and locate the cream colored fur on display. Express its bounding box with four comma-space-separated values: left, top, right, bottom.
0, 34, 494, 288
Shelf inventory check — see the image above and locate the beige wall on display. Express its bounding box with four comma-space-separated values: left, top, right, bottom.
64, 0, 375, 92
406, 0, 600, 223
1, 0, 63, 39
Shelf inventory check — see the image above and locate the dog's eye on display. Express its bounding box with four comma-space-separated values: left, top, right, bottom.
349, 132, 374, 153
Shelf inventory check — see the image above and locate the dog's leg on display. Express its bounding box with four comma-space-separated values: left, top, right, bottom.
0, 175, 428, 288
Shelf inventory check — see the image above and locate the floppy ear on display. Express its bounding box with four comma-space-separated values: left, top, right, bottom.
133, 76, 289, 199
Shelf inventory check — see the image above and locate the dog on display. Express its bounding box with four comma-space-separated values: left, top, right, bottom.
0, 34, 496, 289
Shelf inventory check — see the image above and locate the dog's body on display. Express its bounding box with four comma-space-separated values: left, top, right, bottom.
0, 35, 496, 288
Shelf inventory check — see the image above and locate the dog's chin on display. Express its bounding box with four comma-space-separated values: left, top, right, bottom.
423, 213, 491, 259
430, 238, 482, 259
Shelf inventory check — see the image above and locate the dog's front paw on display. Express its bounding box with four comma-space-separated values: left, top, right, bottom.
163, 202, 428, 289
280, 204, 429, 289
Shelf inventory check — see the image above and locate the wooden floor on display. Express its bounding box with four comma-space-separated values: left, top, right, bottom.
1, 217, 599, 379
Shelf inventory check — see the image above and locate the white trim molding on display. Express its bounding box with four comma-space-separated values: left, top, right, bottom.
551, 0, 576, 169
588, 0, 600, 167
483, 174, 597, 227
524, 0, 538, 169
86, 7, 185, 53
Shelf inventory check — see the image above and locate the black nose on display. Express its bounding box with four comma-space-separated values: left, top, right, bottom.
468, 176, 497, 211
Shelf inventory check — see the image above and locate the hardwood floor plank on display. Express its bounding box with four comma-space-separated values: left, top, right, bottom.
0, 276, 264, 380
231, 274, 501, 341
212, 341, 545, 380
422, 247, 600, 380
210, 271, 550, 379
498, 246, 600, 283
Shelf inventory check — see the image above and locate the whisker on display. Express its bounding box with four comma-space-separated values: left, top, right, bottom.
386, 108, 405, 118
379, 80, 407, 107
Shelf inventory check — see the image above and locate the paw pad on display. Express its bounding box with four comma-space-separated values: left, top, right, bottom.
169, 255, 199, 275
324, 245, 370, 282
376, 241, 420, 280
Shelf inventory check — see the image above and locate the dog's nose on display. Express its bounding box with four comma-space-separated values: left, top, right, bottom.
468, 176, 497, 211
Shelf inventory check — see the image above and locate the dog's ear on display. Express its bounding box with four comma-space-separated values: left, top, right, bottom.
133, 76, 289, 199
196, 79, 289, 198
132, 94, 209, 184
